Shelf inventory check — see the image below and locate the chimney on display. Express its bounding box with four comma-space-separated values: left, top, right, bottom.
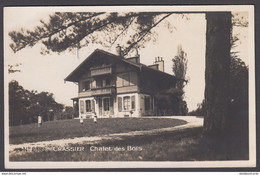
116, 44, 122, 57
136, 56, 140, 64
135, 54, 140, 64
135, 48, 140, 63
154, 56, 164, 72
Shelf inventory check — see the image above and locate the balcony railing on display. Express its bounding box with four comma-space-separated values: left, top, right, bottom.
90, 65, 112, 76
91, 86, 116, 96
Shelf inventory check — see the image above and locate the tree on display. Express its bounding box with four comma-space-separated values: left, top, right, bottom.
60, 106, 74, 120
154, 45, 189, 116
229, 57, 248, 131
172, 44, 188, 90
188, 100, 205, 116
203, 12, 232, 135
9, 12, 176, 56
172, 44, 188, 115
190, 56, 248, 131
154, 86, 184, 116
228, 12, 249, 131
9, 80, 65, 125
9, 11, 241, 135
9, 80, 28, 125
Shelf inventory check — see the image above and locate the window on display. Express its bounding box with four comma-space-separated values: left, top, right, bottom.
96, 79, 103, 88
82, 81, 91, 91
131, 96, 135, 110
145, 96, 150, 111
105, 78, 111, 86
104, 98, 110, 111
122, 74, 130, 86
85, 100, 91, 112
102, 80, 106, 87
123, 96, 130, 110
96, 78, 111, 88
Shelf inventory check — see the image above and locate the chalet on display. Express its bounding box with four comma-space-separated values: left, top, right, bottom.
65, 46, 180, 118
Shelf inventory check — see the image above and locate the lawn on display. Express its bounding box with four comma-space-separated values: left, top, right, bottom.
10, 127, 249, 161
9, 118, 187, 144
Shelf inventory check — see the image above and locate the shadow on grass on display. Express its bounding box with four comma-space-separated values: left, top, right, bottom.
10, 126, 248, 161
9, 118, 187, 144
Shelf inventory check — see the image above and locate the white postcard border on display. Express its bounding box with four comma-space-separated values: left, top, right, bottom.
4, 5, 256, 169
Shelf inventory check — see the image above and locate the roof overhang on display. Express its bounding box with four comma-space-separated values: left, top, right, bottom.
64, 49, 181, 83
64, 49, 142, 82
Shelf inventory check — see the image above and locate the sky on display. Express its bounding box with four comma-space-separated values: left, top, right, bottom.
4, 7, 249, 111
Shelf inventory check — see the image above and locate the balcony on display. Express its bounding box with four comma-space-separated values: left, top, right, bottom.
91, 86, 116, 96
90, 65, 112, 76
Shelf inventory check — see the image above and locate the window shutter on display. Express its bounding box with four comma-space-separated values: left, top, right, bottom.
91, 100, 95, 112
80, 100, 84, 113
118, 97, 122, 112
145, 96, 150, 111
131, 96, 135, 110
151, 98, 154, 110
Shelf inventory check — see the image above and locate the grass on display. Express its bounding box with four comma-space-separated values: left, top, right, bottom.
9, 118, 187, 144
10, 127, 249, 161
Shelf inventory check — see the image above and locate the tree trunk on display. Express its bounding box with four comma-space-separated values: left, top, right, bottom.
203, 12, 232, 135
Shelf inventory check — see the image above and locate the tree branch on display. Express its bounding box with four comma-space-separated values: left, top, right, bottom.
64, 13, 142, 51
124, 12, 174, 56
110, 16, 137, 46
10, 12, 105, 52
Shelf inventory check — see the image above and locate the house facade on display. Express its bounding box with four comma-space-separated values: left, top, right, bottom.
65, 47, 179, 118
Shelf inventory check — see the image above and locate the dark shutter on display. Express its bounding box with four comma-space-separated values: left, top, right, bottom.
145, 96, 150, 111
151, 97, 154, 110
118, 97, 122, 112
131, 96, 135, 110
91, 100, 95, 112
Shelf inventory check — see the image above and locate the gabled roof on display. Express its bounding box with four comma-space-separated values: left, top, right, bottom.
65, 49, 182, 82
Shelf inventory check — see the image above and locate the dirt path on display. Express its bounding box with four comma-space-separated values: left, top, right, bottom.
9, 116, 203, 156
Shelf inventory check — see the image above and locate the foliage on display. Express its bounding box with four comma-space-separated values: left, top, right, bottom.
188, 100, 205, 116
8, 63, 22, 74
189, 56, 248, 120
229, 56, 248, 130
9, 80, 74, 126
154, 87, 188, 116
155, 44, 189, 116
58, 106, 74, 120
154, 44, 189, 116
9, 12, 245, 57
9, 12, 176, 56
172, 44, 188, 90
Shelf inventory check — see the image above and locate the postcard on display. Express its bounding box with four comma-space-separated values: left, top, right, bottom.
4, 5, 255, 169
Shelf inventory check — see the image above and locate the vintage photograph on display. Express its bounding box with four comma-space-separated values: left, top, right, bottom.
4, 5, 255, 168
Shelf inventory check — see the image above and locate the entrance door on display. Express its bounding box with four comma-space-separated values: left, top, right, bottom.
103, 98, 110, 116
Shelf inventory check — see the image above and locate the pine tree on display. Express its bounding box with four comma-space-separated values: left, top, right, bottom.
9, 11, 241, 135
172, 44, 188, 115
